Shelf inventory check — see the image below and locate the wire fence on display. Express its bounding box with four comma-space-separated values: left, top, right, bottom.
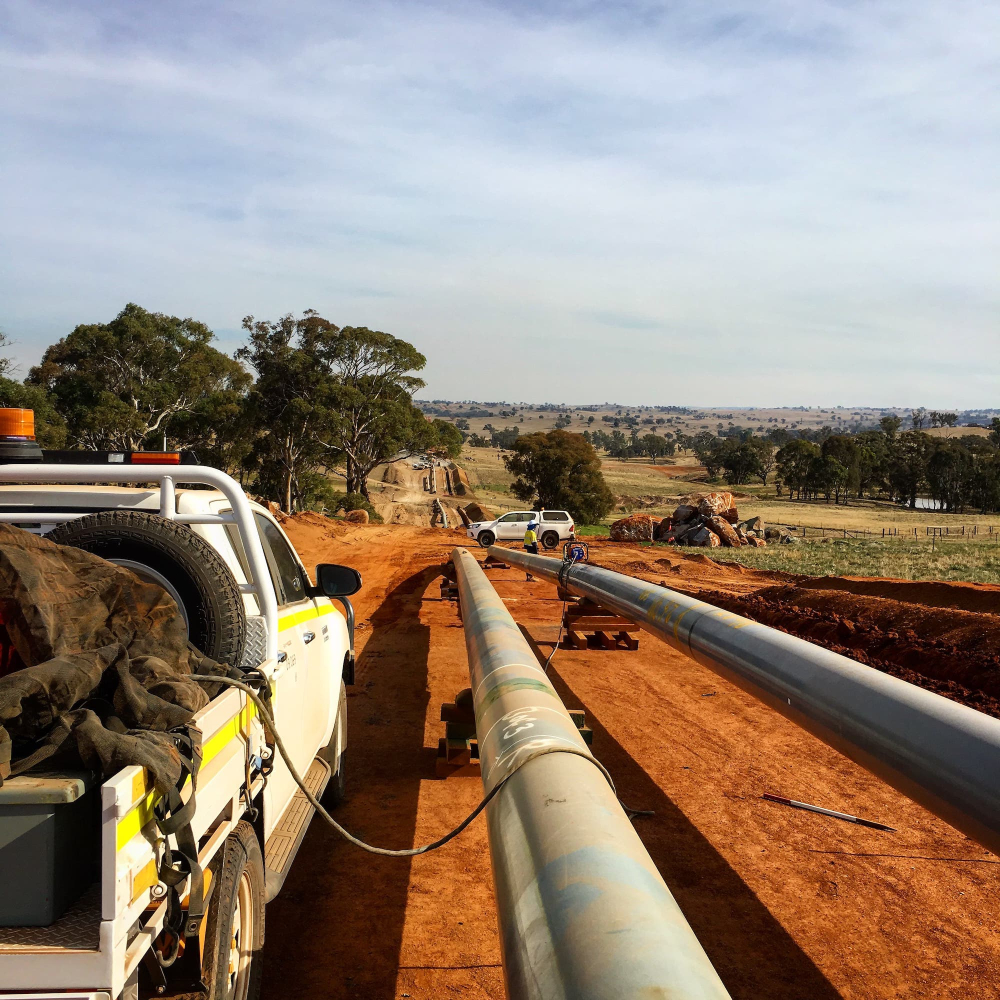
771, 523, 999, 539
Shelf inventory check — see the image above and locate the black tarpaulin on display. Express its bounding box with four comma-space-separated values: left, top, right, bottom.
0, 524, 229, 794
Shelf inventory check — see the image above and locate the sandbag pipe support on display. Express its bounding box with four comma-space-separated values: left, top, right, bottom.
451, 546, 732, 1000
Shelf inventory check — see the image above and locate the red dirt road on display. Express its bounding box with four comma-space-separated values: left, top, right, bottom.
263, 517, 1000, 999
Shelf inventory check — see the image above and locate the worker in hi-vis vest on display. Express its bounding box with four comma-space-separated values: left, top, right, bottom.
523, 518, 538, 580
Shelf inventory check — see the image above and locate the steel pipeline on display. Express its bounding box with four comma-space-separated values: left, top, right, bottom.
492, 545, 1000, 856
451, 547, 731, 1000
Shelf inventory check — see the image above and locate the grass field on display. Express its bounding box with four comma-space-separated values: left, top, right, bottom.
671, 536, 1000, 584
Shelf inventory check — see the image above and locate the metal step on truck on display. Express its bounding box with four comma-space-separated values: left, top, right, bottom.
0, 411, 362, 1000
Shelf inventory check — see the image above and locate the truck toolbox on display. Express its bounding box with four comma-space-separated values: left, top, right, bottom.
0, 772, 99, 926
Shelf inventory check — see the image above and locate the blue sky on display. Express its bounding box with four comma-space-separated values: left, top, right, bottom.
1, 0, 997, 406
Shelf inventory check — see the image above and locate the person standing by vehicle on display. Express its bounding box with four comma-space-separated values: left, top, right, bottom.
523, 518, 539, 580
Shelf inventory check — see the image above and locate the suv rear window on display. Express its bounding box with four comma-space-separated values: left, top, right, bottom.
541, 511, 569, 521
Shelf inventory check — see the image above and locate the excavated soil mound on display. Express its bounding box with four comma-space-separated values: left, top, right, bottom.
673, 584, 1000, 719
380, 462, 427, 491
796, 576, 1000, 614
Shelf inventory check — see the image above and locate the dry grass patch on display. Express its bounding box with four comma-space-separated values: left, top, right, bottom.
689, 536, 1000, 584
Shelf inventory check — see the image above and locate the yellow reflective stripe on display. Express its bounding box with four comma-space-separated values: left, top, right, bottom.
115, 600, 340, 849
115, 700, 258, 850
277, 602, 337, 632
117, 786, 158, 851
130, 858, 159, 905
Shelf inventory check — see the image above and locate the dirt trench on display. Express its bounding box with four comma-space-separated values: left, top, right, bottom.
262, 520, 1000, 1000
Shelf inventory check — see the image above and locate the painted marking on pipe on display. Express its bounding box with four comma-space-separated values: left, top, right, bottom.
477, 677, 555, 712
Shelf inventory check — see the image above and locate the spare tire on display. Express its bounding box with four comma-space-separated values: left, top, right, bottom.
48, 510, 246, 666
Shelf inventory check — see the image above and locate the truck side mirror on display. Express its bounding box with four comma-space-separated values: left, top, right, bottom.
315, 563, 362, 597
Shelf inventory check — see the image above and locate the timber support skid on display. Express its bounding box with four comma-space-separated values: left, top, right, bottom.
483, 552, 509, 570
559, 591, 641, 651
436, 687, 480, 777
435, 689, 593, 776
440, 565, 459, 601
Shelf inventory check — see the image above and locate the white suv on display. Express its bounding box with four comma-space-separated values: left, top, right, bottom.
468, 509, 575, 549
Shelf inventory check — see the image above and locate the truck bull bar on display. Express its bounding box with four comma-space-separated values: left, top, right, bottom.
494, 545, 1000, 857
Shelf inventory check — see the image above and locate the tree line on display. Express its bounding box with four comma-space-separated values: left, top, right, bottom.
586, 414, 1000, 513
0, 304, 462, 512
773, 417, 1000, 512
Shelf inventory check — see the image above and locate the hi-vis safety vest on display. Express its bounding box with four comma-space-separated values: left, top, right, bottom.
524, 528, 537, 545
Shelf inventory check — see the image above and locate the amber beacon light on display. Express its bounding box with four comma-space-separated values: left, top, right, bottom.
0, 408, 43, 462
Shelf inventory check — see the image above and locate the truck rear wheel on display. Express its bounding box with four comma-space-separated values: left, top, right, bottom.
541, 531, 559, 549
47, 510, 246, 666
202, 821, 265, 1000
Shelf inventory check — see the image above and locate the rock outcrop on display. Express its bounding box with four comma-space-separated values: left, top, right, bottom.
610, 514, 659, 542
655, 497, 767, 549
672, 504, 699, 524
706, 515, 741, 548
697, 492, 735, 518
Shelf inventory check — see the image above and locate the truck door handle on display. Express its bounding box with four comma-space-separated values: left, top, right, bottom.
303, 631, 316, 644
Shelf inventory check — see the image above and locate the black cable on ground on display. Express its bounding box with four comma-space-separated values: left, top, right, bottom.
190, 674, 638, 857
542, 599, 568, 673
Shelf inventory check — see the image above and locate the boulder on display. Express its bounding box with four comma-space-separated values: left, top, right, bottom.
610, 514, 659, 542
464, 502, 495, 523
688, 525, 720, 547
746, 535, 766, 548
779, 532, 797, 545
764, 527, 782, 541
673, 519, 702, 544
722, 506, 740, 524
672, 504, 699, 524
697, 492, 735, 518
345, 508, 369, 524
742, 515, 765, 534
653, 517, 673, 540
706, 515, 742, 547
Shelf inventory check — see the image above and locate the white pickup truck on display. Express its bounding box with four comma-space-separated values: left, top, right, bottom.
0, 455, 360, 1000
467, 509, 575, 550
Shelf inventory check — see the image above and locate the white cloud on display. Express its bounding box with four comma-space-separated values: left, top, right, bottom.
0, 0, 997, 405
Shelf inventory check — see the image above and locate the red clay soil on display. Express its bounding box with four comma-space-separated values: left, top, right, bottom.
262, 518, 1000, 1000
795, 575, 1000, 614
645, 463, 709, 478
